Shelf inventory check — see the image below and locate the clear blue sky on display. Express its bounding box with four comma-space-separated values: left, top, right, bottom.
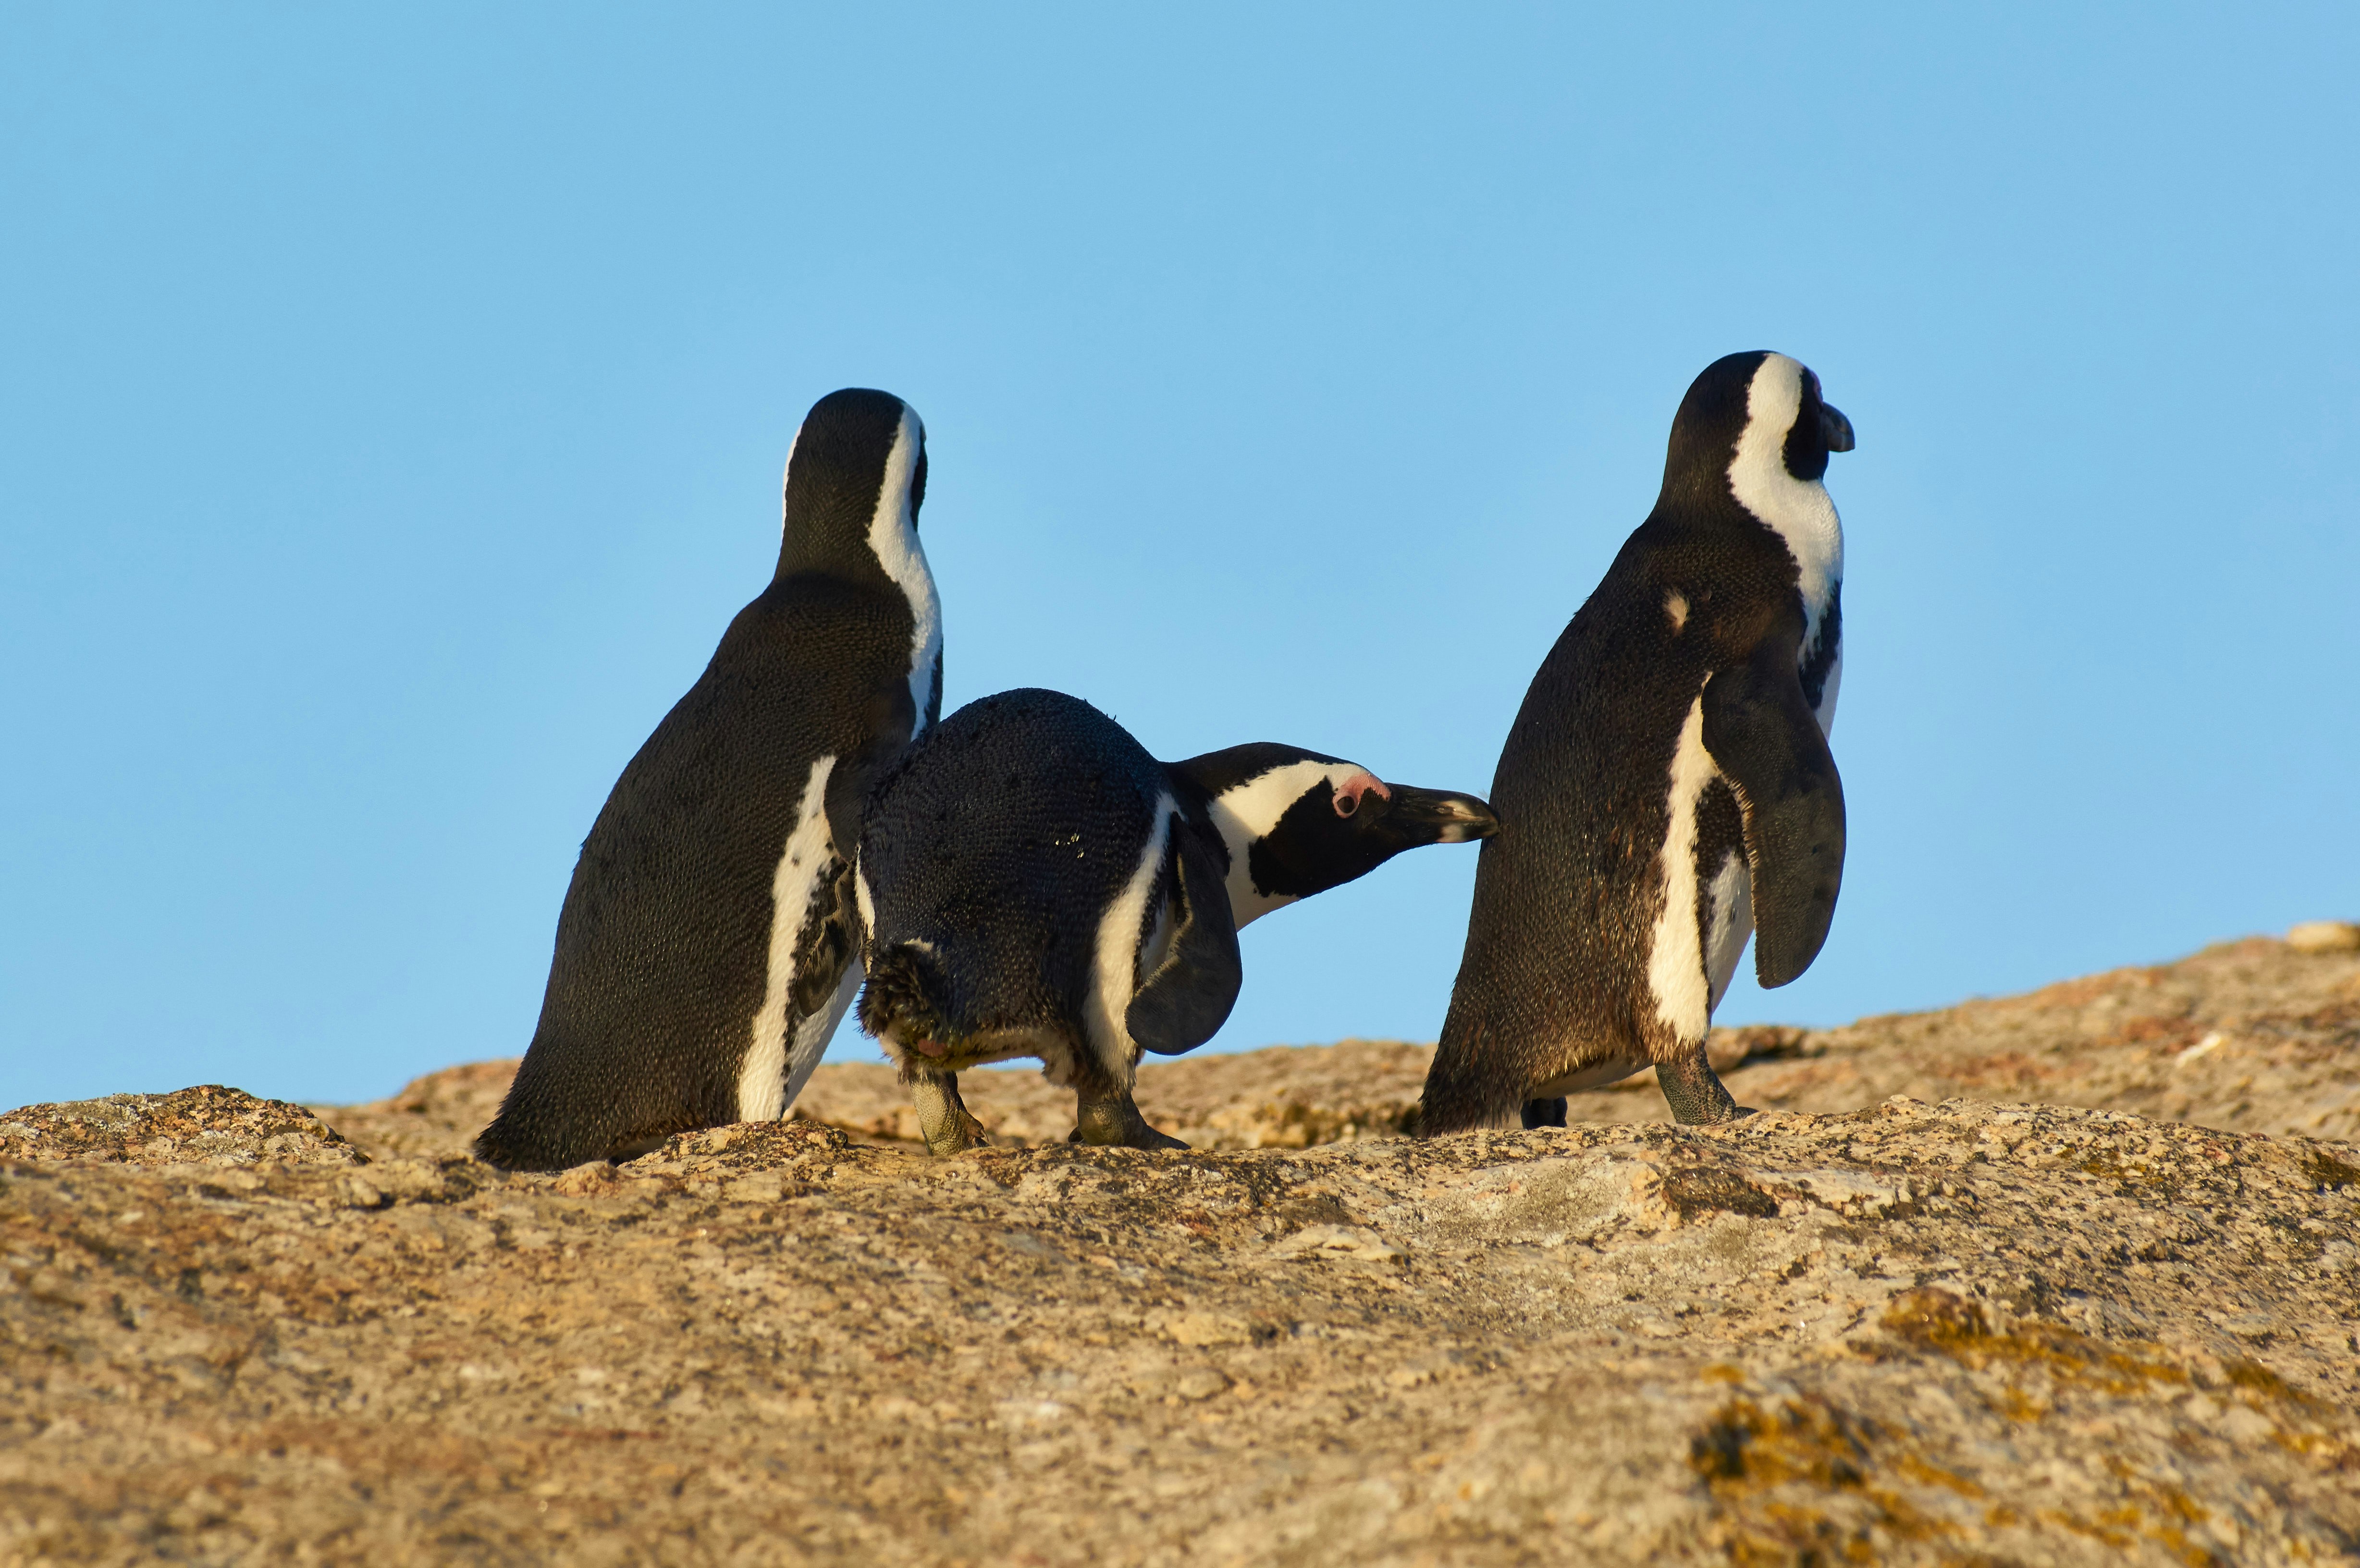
5, 6, 2356, 1109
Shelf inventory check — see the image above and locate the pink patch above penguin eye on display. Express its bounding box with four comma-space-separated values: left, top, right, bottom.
1331, 772, 1392, 818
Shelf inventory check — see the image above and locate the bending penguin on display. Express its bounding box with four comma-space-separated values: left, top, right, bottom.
476, 388, 942, 1170
1422, 351, 1854, 1133
855, 688, 1499, 1153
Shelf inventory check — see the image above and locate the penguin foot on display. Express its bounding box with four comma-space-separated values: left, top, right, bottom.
1069, 1096, 1189, 1151
1520, 1097, 1570, 1129
1656, 1053, 1742, 1125
910, 1072, 994, 1156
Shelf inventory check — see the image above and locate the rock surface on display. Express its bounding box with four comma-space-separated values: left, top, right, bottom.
2, 934, 2356, 1565
0, 1086, 366, 1171
321, 933, 2360, 1158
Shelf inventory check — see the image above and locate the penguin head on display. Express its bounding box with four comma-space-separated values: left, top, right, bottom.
776, 388, 930, 582
1661, 352, 1853, 504
1171, 745, 1499, 928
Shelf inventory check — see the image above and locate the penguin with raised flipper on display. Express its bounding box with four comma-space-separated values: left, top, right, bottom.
854, 688, 1498, 1153
1422, 351, 1853, 1134
476, 389, 943, 1171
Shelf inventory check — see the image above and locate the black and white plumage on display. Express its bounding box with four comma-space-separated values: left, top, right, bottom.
476, 388, 942, 1170
855, 688, 1498, 1152
1422, 351, 1853, 1134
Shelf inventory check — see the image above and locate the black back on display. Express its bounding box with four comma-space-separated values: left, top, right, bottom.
1423, 353, 1847, 1132
857, 688, 1240, 1093
478, 389, 936, 1169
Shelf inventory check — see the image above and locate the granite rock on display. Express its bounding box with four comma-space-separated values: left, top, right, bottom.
320, 933, 2360, 1158
0, 1086, 365, 1170
3, 935, 2357, 1565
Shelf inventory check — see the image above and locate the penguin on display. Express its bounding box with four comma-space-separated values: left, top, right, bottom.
1421, 351, 1853, 1134
853, 688, 1498, 1153
475, 388, 943, 1170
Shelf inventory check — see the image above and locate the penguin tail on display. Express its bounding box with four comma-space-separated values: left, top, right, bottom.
1415, 1083, 1516, 1138
473, 1067, 599, 1172
858, 941, 957, 1059
472, 1041, 639, 1172
471, 1116, 556, 1172
1417, 1016, 1526, 1137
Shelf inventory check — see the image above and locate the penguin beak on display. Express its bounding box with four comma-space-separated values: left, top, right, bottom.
1377, 785, 1500, 846
1819, 403, 1855, 454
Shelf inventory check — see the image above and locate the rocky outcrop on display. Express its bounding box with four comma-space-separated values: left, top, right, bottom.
0, 1085, 366, 1170
320, 933, 2360, 1158
1685, 934, 2360, 1144
3, 933, 2356, 1565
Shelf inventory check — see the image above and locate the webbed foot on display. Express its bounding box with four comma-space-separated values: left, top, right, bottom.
1656, 1051, 1742, 1125
1069, 1095, 1189, 1151
910, 1072, 993, 1155
1521, 1097, 1569, 1129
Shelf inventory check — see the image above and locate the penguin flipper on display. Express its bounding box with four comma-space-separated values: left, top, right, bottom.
1127, 826, 1244, 1057
824, 684, 924, 875
788, 860, 860, 1019
1700, 649, 1846, 988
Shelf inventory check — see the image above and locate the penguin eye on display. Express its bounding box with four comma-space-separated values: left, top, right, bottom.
1330, 772, 1391, 819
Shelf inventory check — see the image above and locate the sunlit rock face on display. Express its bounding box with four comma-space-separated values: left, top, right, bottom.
2, 932, 2355, 1563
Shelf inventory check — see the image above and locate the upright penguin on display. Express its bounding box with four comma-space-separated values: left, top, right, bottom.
476, 389, 942, 1170
855, 688, 1498, 1153
1422, 352, 1853, 1133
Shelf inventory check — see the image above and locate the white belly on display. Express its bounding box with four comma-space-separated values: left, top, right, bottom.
738, 754, 845, 1122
